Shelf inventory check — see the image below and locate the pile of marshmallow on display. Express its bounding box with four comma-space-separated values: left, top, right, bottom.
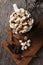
19, 39, 31, 51
19, 36, 31, 51
9, 5, 34, 34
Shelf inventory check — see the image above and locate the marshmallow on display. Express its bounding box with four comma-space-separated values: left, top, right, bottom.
26, 14, 31, 18
22, 16, 26, 20
10, 23, 15, 29
23, 42, 26, 46
28, 19, 34, 26
21, 46, 24, 51
19, 30, 26, 33
24, 36, 28, 40
20, 8, 25, 13
26, 43, 31, 47
23, 26, 28, 30
20, 42, 24, 46
28, 26, 32, 31
25, 10, 28, 15
23, 22, 27, 25
13, 4, 19, 12
22, 30, 27, 33
9, 17, 15, 23
24, 46, 27, 50
10, 12, 15, 19
27, 39, 31, 43
15, 24, 18, 27
16, 24, 22, 31
19, 40, 22, 43
15, 17, 20, 23
14, 31, 18, 34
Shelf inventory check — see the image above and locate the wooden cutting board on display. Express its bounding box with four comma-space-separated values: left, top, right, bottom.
2, 18, 43, 65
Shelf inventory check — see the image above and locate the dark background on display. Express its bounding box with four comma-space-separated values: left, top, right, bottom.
0, 0, 43, 65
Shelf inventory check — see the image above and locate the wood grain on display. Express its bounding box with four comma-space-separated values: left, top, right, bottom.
2, 18, 43, 65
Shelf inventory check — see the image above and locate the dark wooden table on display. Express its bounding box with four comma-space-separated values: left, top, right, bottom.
2, 18, 43, 65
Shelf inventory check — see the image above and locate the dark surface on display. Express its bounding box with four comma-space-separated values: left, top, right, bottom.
0, 0, 43, 65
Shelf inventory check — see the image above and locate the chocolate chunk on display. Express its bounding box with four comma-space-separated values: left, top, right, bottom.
15, 45, 22, 54
8, 44, 16, 53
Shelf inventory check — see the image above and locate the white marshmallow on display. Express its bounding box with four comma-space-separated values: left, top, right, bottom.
23, 42, 27, 46
22, 30, 27, 33
15, 24, 18, 27
24, 46, 27, 50
25, 10, 28, 15
26, 14, 31, 18
27, 39, 31, 43
20, 42, 26, 46
20, 19, 23, 22
23, 22, 27, 25
16, 24, 22, 31
10, 23, 15, 29
23, 26, 28, 30
24, 42, 27, 45
10, 23, 18, 29
27, 43, 31, 47
10, 12, 15, 18
15, 17, 20, 23
20, 42, 24, 46
21, 46, 24, 51
28, 26, 32, 31
20, 8, 24, 13
19, 30, 25, 33
22, 16, 26, 20
16, 9, 20, 13
20, 30, 23, 33
14, 31, 18, 34
13, 4, 19, 12
29, 19, 34, 26
19, 40, 22, 43
31, 19, 34, 24
9, 17, 15, 23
